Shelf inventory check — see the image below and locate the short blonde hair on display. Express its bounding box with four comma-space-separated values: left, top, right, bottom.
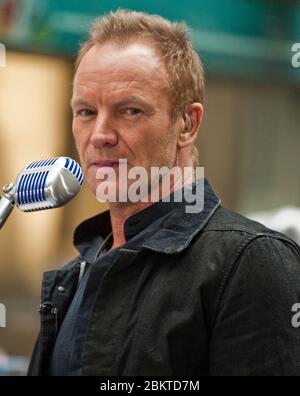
75, 9, 205, 166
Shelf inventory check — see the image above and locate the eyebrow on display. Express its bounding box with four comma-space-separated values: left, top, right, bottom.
70, 97, 91, 109
70, 95, 153, 109
114, 95, 152, 108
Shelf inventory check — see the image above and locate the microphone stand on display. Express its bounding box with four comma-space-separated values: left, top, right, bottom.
0, 183, 15, 230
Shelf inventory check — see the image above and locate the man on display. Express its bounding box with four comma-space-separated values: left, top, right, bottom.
28, 9, 300, 376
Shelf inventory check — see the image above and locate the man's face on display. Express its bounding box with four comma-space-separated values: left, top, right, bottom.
72, 40, 179, 198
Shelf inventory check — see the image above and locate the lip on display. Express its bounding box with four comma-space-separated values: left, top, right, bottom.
90, 160, 120, 169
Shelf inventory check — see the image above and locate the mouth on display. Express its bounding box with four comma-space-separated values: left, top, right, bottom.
90, 160, 120, 170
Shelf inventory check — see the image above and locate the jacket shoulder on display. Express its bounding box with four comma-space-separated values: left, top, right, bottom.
188, 205, 300, 339
204, 205, 296, 242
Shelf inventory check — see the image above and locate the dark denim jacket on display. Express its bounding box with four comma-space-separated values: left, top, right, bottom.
28, 179, 300, 376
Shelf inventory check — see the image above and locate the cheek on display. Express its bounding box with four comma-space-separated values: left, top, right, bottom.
72, 122, 86, 155
148, 124, 174, 152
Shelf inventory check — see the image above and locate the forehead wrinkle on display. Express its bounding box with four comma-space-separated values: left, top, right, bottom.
74, 74, 164, 107
75, 69, 163, 91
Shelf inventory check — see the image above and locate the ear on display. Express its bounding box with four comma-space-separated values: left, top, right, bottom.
177, 103, 204, 148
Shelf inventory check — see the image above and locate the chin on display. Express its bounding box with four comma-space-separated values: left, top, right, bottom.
93, 179, 120, 203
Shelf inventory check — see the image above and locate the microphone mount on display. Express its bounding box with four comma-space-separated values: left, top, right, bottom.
0, 182, 16, 230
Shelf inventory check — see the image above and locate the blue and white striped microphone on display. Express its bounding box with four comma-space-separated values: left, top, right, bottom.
0, 157, 84, 229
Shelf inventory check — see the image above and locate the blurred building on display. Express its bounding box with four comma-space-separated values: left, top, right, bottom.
0, 0, 299, 362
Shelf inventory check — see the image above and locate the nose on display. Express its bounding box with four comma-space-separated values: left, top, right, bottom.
90, 112, 118, 148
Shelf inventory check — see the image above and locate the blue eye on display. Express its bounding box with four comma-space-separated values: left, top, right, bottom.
77, 109, 95, 117
124, 108, 142, 116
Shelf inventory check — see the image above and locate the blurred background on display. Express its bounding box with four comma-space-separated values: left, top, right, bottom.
0, 0, 300, 374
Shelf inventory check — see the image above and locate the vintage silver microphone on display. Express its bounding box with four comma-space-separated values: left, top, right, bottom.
0, 157, 84, 229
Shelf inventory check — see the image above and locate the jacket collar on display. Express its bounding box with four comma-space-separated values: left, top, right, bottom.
141, 178, 221, 254
74, 178, 221, 257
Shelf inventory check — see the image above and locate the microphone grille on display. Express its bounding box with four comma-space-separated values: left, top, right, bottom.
26, 157, 59, 169
16, 170, 50, 208
17, 157, 58, 208
26, 157, 83, 185
64, 157, 84, 185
